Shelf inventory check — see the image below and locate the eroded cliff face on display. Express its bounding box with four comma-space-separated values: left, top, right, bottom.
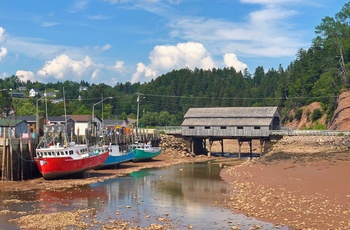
328, 91, 350, 131
284, 91, 350, 130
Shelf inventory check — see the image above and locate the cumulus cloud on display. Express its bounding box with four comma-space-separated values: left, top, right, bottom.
223, 53, 248, 72
16, 70, 36, 82
0, 47, 7, 62
131, 42, 215, 83
167, 0, 306, 65
0, 27, 8, 62
110, 61, 125, 72
37, 54, 97, 81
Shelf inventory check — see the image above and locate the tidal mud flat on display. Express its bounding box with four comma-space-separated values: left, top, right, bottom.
221, 136, 350, 230
1, 136, 350, 229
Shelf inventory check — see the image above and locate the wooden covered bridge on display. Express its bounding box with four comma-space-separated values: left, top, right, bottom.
181, 107, 281, 158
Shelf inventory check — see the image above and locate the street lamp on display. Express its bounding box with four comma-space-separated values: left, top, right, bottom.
91, 97, 113, 136
36, 94, 47, 144
136, 93, 145, 138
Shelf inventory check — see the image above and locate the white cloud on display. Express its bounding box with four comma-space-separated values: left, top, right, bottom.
0, 47, 7, 62
0, 27, 6, 42
42, 22, 60, 27
69, 0, 90, 13
167, 0, 307, 68
94, 44, 112, 51
131, 42, 215, 83
37, 54, 96, 81
111, 61, 125, 72
15, 70, 36, 82
223, 53, 248, 72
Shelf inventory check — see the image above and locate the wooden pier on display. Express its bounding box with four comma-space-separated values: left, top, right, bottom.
1, 137, 36, 181
0, 127, 160, 181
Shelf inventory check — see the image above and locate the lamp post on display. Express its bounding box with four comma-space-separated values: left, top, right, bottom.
136, 93, 145, 139
92, 97, 112, 136
36, 94, 47, 144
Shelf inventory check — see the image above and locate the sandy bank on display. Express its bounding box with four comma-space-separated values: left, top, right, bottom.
221, 136, 350, 229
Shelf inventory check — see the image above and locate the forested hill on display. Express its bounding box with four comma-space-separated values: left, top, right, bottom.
1, 3, 350, 128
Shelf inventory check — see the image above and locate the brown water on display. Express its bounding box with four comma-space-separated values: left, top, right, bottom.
0, 161, 285, 229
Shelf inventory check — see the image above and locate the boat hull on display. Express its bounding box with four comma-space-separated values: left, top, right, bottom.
101, 151, 135, 167
133, 148, 162, 162
34, 151, 109, 179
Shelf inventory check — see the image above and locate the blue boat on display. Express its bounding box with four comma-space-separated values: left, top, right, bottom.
97, 144, 135, 168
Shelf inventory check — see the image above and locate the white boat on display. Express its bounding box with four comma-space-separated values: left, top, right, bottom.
34, 124, 109, 179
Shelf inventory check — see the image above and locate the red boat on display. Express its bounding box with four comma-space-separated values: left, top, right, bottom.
34, 124, 109, 179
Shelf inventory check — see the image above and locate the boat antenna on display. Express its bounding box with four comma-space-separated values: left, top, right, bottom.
63, 87, 68, 145
63, 87, 67, 126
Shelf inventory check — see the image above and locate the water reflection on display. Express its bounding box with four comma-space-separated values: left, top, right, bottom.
0, 162, 283, 229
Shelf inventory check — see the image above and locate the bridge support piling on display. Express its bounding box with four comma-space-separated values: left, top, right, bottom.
259, 138, 266, 157
238, 140, 242, 159
220, 140, 224, 156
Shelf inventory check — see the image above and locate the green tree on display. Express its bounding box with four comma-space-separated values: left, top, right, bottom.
0, 90, 13, 117
314, 2, 350, 86
15, 101, 36, 115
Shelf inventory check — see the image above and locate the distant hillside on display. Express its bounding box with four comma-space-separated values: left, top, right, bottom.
284, 91, 350, 131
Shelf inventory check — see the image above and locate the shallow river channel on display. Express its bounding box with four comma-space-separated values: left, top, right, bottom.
0, 161, 282, 229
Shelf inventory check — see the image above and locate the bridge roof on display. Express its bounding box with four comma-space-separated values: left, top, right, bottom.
182, 107, 280, 127
184, 107, 279, 119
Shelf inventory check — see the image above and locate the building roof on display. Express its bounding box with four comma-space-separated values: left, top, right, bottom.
0, 118, 27, 126
182, 107, 280, 127
47, 116, 66, 122
15, 115, 37, 122
66, 115, 93, 122
104, 119, 127, 127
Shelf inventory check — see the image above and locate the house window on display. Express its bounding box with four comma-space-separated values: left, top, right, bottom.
237, 126, 243, 129
254, 126, 260, 129
205, 126, 210, 129
220, 126, 227, 129
189, 126, 194, 129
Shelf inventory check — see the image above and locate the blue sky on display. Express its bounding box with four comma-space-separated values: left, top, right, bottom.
0, 0, 347, 86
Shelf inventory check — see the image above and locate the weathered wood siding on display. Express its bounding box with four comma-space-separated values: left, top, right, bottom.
181, 125, 271, 137
181, 107, 280, 138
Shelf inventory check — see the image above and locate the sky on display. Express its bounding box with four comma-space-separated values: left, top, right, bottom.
0, 0, 347, 86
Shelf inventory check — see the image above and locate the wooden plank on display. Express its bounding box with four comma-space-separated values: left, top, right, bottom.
1, 138, 5, 181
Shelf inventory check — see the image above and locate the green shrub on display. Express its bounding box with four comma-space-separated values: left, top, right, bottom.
295, 108, 303, 120
312, 108, 322, 122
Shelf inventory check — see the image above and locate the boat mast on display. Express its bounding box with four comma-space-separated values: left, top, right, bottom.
63, 87, 68, 145
136, 93, 139, 139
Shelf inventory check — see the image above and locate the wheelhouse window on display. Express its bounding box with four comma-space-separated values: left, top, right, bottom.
204, 126, 210, 129
220, 126, 227, 129
189, 126, 194, 129
237, 126, 243, 129
254, 126, 260, 129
